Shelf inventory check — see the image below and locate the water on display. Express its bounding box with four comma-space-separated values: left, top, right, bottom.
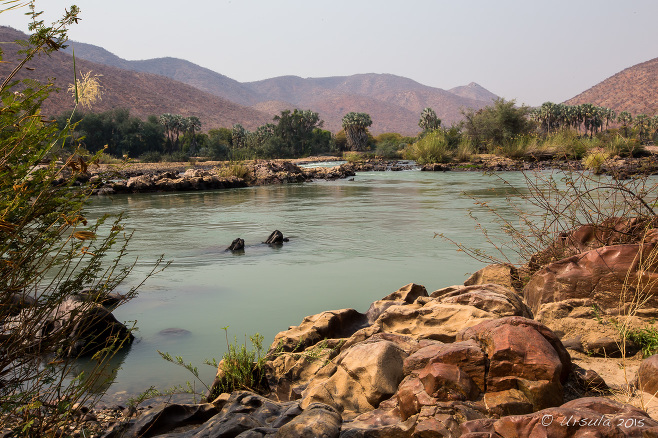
83, 169, 534, 402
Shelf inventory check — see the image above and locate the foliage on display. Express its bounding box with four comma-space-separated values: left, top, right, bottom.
0, 3, 164, 435
217, 163, 250, 180
342, 112, 373, 151
418, 107, 441, 132
624, 325, 658, 358
403, 130, 453, 164
56, 109, 165, 158
462, 99, 534, 152
582, 150, 610, 174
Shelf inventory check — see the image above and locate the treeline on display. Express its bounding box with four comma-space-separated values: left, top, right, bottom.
403, 99, 658, 166
56, 100, 658, 164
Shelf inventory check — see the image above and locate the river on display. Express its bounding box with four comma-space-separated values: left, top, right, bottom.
82, 168, 535, 403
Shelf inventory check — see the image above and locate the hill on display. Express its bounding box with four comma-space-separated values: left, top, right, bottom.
59, 35, 499, 135
0, 27, 271, 130
565, 57, 658, 115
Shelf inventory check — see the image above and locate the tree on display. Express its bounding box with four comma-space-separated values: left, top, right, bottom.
418, 107, 441, 133
462, 99, 533, 151
185, 116, 202, 155
273, 109, 324, 156
617, 111, 633, 138
341, 112, 373, 151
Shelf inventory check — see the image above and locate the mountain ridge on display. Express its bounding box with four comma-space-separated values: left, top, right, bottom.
58, 33, 499, 134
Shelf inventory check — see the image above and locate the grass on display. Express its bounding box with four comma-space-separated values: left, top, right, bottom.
217, 163, 250, 180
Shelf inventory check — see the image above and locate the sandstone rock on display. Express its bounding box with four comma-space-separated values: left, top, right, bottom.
637, 354, 658, 396
301, 339, 408, 419
269, 308, 368, 354
573, 366, 609, 393
524, 243, 658, 315
431, 283, 532, 319
463, 264, 521, 291
483, 389, 534, 417
366, 283, 428, 323
462, 397, 658, 437
340, 406, 417, 438
403, 340, 486, 392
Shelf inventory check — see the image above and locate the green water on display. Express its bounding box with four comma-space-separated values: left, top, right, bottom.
83, 169, 534, 402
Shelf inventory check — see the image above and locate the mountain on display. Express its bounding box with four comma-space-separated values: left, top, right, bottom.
0, 27, 270, 130
4, 26, 500, 135
565, 57, 658, 115
62, 41, 262, 106
449, 82, 499, 103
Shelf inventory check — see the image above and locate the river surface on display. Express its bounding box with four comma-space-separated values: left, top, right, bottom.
82, 169, 536, 403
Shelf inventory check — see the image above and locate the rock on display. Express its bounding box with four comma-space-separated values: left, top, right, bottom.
403, 340, 487, 391
275, 403, 341, 437
463, 264, 522, 291
340, 405, 417, 437
584, 336, 639, 358
461, 397, 658, 437
264, 230, 289, 244
226, 238, 245, 251
8, 297, 134, 357
365, 283, 428, 323
157, 328, 192, 337
102, 403, 218, 438
573, 366, 609, 393
637, 354, 658, 396
301, 339, 408, 419
483, 389, 534, 417
431, 283, 532, 319
457, 316, 571, 411
270, 308, 368, 354
523, 243, 658, 315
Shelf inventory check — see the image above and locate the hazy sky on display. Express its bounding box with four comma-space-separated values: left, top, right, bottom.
2, 0, 657, 106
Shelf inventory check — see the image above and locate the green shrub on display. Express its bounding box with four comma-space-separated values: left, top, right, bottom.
606, 135, 643, 157
404, 131, 453, 164
626, 325, 658, 357
375, 140, 404, 159
582, 151, 610, 174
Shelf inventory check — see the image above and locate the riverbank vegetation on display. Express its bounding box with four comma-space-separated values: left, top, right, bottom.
0, 4, 163, 435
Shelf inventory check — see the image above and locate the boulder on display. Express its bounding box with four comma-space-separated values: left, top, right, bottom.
269, 308, 368, 354
102, 403, 218, 438
275, 403, 341, 438
461, 397, 658, 437
365, 283, 428, 323
431, 283, 532, 319
463, 264, 522, 291
9, 297, 134, 357
523, 243, 658, 315
226, 238, 245, 251
264, 230, 288, 244
637, 354, 658, 396
457, 316, 571, 411
402, 340, 487, 391
301, 339, 408, 419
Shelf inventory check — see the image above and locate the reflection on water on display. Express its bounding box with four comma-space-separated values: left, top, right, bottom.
85, 170, 538, 403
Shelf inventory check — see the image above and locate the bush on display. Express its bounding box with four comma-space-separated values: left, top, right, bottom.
0, 8, 163, 435
404, 131, 453, 164
462, 98, 535, 151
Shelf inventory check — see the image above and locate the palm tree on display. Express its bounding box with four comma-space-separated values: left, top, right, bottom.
418, 107, 441, 133
341, 112, 373, 151
617, 111, 633, 138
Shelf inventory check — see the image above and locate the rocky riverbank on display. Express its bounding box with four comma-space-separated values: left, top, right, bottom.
92, 218, 658, 437
82, 159, 355, 195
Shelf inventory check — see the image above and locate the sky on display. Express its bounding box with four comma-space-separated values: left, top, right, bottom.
2, 0, 658, 106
